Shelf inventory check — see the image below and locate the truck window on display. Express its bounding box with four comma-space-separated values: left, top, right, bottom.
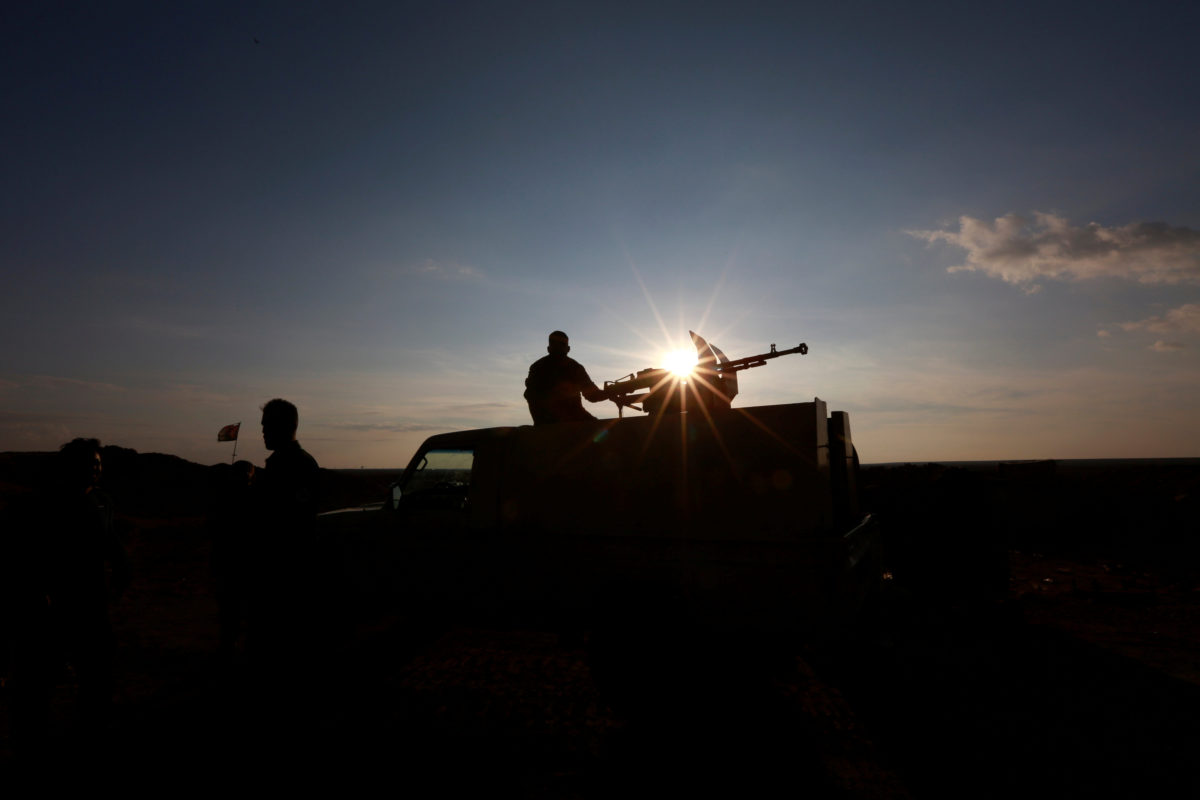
401, 448, 474, 509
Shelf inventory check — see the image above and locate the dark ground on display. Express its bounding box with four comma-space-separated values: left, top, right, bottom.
2, 453, 1199, 795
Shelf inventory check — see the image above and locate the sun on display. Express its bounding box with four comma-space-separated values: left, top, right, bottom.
662, 348, 698, 379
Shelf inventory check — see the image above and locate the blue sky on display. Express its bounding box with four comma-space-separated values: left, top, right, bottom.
3, 1, 1198, 467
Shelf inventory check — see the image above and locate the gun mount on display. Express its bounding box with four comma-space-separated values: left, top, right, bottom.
601, 331, 808, 416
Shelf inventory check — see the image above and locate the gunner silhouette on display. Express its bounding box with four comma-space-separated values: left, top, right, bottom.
524, 331, 605, 424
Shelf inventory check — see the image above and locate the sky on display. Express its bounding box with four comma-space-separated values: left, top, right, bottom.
2, 1, 1198, 468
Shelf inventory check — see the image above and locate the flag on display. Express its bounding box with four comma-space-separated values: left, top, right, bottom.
217, 423, 240, 442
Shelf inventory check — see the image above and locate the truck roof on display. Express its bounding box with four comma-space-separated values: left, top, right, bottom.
417, 427, 520, 451
400, 401, 859, 542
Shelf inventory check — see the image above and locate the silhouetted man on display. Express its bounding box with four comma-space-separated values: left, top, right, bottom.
524, 330, 606, 424
5, 438, 130, 756
259, 399, 319, 523
249, 399, 319, 666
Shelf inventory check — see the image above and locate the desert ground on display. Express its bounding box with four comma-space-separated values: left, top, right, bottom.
2, 452, 1198, 796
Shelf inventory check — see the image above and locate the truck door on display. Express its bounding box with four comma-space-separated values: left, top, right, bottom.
391, 446, 493, 610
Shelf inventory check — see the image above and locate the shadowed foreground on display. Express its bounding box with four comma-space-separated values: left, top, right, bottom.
2, 459, 1199, 795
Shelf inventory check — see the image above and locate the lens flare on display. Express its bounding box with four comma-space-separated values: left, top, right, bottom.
662, 348, 698, 378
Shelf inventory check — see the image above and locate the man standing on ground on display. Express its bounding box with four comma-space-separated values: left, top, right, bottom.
249, 399, 319, 663
523, 330, 606, 424
6, 438, 130, 756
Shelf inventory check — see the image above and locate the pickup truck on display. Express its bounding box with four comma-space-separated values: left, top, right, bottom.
320, 398, 881, 634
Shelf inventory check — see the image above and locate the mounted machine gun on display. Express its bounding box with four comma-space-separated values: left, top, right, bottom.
601, 331, 808, 416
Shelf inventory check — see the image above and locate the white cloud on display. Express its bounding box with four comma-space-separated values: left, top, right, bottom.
118, 317, 214, 340
1118, 303, 1200, 336
1110, 304, 1200, 352
154, 382, 237, 408
909, 213, 1200, 289
445, 402, 513, 412
27, 375, 126, 392
408, 259, 485, 281
0, 409, 115, 452
316, 420, 444, 434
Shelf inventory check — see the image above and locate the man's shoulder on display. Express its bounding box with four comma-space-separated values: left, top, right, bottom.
530, 354, 585, 370
295, 445, 319, 471
564, 356, 592, 381
267, 442, 320, 472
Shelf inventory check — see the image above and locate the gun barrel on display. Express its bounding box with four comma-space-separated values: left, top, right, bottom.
708, 342, 807, 374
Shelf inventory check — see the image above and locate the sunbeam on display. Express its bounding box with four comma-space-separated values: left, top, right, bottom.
662, 348, 699, 378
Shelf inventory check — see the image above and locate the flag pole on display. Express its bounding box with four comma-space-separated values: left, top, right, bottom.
231, 421, 241, 464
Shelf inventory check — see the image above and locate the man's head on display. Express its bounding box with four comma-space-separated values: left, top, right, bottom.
547, 330, 570, 357
261, 398, 299, 451
233, 460, 256, 485
59, 437, 102, 492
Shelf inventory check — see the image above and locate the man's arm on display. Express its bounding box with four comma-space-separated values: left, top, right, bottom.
581, 382, 605, 403
576, 363, 606, 403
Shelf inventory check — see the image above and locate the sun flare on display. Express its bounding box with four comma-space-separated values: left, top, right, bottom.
662, 348, 699, 378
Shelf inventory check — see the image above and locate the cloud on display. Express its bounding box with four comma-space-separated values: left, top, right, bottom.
445, 402, 512, 412
407, 259, 485, 281
152, 382, 238, 408
0, 410, 103, 451
1118, 303, 1200, 336
909, 213, 1200, 289
1108, 304, 1200, 351
118, 317, 214, 340
854, 398, 1014, 417
317, 420, 444, 434
27, 375, 125, 392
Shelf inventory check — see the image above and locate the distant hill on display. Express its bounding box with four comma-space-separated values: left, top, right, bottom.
0, 447, 400, 519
